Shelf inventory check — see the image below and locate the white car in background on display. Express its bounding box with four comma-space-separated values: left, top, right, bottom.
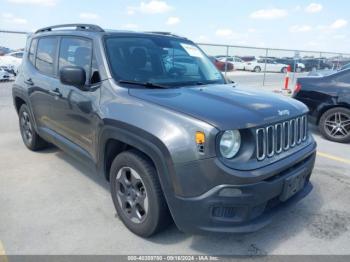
245, 58, 289, 73
7, 51, 24, 59
0, 67, 10, 81
0, 51, 23, 75
217, 56, 246, 70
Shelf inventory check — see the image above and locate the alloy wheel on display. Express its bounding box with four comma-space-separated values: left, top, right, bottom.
324, 112, 350, 139
115, 167, 149, 224
20, 111, 33, 144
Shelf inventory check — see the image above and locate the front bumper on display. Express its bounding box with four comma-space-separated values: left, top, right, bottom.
168, 141, 316, 234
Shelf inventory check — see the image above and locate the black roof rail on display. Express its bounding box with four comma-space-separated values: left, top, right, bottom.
35, 24, 104, 34
146, 31, 186, 39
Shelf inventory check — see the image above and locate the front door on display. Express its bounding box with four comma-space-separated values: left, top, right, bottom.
49, 36, 100, 157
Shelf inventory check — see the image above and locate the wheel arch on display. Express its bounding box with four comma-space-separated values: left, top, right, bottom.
316, 104, 350, 125
14, 96, 26, 113
97, 119, 178, 198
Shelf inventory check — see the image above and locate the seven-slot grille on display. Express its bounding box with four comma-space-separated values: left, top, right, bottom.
256, 115, 308, 161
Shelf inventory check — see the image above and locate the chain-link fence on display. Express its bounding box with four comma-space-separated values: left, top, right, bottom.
198, 43, 350, 91
1, 30, 350, 91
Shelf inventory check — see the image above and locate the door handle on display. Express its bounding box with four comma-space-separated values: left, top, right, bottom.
49, 88, 62, 97
24, 78, 34, 86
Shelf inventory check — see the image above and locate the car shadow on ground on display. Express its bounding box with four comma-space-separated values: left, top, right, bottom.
49, 145, 331, 255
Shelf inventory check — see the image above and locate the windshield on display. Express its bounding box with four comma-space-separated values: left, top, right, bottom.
105, 36, 225, 87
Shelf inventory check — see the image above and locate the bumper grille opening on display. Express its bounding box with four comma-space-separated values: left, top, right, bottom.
212, 206, 236, 218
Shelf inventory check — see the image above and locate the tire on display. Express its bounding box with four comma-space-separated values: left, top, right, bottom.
281, 67, 288, 73
296, 67, 302, 73
253, 66, 261, 72
319, 107, 350, 143
19, 104, 49, 151
110, 149, 171, 237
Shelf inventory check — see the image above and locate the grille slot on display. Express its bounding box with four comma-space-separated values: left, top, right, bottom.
256, 128, 266, 161
275, 123, 283, 154
290, 119, 296, 147
256, 115, 308, 161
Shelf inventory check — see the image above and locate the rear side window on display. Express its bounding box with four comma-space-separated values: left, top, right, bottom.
36, 37, 58, 76
29, 39, 38, 65
59, 37, 92, 84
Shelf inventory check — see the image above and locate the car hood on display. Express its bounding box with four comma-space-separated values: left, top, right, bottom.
129, 84, 308, 130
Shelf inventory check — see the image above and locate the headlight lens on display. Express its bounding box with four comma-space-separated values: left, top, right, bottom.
219, 130, 241, 158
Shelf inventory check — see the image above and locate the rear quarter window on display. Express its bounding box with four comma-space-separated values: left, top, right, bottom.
36, 37, 58, 76
28, 39, 38, 66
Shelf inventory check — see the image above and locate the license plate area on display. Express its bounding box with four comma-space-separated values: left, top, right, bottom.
279, 169, 307, 202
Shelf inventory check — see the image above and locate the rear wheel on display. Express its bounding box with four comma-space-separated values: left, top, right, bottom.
281, 67, 288, 73
319, 107, 350, 143
19, 104, 48, 151
253, 66, 261, 72
110, 150, 171, 237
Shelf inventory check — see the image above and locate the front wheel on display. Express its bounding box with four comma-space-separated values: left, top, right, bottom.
110, 150, 171, 237
319, 107, 350, 143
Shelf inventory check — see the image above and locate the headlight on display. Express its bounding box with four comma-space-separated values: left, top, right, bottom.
219, 130, 241, 159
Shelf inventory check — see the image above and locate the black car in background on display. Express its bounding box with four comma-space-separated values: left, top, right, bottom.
293, 69, 350, 143
301, 58, 333, 72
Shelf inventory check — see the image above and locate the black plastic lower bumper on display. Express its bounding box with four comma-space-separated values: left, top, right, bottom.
168, 144, 316, 234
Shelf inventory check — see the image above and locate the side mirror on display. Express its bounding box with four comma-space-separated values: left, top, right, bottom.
60, 66, 86, 89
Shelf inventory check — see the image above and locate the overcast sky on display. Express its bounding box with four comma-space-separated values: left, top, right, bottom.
0, 0, 349, 53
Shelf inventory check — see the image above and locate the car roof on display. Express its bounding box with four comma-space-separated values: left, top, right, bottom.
31, 24, 190, 42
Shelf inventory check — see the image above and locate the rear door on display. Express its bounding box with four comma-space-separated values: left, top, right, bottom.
26, 36, 60, 131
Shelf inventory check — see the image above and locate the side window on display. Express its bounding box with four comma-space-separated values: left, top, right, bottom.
59, 37, 92, 84
36, 37, 58, 76
28, 39, 38, 66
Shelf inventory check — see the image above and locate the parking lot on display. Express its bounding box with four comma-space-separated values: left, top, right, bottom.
226, 71, 307, 90
1, 79, 350, 256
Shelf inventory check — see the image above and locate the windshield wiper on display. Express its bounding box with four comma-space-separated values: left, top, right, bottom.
118, 80, 169, 89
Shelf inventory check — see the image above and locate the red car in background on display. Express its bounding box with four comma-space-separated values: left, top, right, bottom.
209, 56, 234, 71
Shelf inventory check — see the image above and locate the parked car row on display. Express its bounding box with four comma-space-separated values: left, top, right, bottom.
215, 56, 297, 73
213, 55, 346, 73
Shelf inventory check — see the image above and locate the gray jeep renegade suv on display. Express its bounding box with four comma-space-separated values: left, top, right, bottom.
12, 24, 316, 237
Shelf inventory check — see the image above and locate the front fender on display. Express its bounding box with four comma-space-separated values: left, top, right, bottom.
97, 119, 180, 197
